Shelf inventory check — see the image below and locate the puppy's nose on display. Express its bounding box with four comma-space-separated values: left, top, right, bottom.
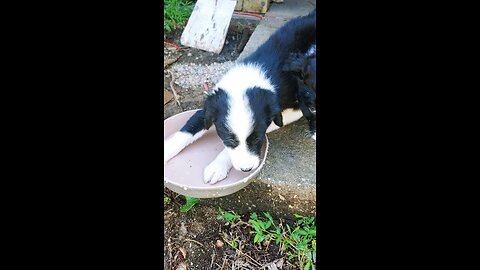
241, 167, 253, 172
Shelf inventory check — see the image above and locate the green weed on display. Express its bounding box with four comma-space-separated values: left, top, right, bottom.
216, 207, 241, 225
164, 196, 171, 205
179, 196, 199, 213
248, 212, 317, 270
216, 208, 316, 269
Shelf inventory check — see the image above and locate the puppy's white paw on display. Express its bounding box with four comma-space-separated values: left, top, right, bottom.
311, 132, 316, 141
204, 160, 231, 184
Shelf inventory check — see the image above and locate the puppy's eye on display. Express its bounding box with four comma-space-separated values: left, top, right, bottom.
224, 137, 239, 148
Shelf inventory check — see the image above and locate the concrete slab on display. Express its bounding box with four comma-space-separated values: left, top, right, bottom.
198, 0, 317, 219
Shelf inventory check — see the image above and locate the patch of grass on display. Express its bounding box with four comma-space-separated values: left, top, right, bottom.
218, 209, 317, 270
164, 0, 195, 32
249, 212, 316, 269
179, 196, 199, 213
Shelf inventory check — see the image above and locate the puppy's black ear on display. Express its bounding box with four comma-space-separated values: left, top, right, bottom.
204, 110, 214, 129
203, 92, 221, 129
203, 99, 215, 130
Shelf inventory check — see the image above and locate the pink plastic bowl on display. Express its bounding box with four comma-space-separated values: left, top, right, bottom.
164, 109, 269, 198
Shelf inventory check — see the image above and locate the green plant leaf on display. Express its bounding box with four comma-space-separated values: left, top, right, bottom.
223, 212, 236, 221
275, 236, 281, 245
258, 220, 265, 229
264, 212, 273, 222
304, 260, 311, 270
297, 229, 308, 236
250, 212, 258, 219
265, 220, 272, 229
179, 196, 199, 213
249, 220, 261, 232
253, 233, 261, 243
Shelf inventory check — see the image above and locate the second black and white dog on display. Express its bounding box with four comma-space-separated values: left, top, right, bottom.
165, 10, 316, 184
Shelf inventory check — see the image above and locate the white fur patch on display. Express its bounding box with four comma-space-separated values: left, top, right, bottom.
266, 108, 304, 133
204, 149, 233, 184
226, 144, 260, 172
164, 130, 206, 165
214, 63, 275, 94
307, 44, 316, 56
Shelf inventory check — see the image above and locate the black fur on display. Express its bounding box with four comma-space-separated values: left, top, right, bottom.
243, 9, 316, 112
283, 46, 317, 135
203, 88, 230, 130
245, 87, 281, 155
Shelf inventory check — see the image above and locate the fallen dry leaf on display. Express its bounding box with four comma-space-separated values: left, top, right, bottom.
164, 54, 182, 69
164, 90, 174, 105
179, 247, 187, 259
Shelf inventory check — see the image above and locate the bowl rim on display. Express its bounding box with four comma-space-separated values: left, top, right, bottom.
164, 109, 269, 191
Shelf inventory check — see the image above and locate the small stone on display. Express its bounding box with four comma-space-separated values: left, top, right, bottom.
187, 53, 192, 56
215, 240, 224, 248
179, 223, 188, 237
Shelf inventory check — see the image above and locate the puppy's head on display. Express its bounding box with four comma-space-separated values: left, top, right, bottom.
203, 64, 282, 172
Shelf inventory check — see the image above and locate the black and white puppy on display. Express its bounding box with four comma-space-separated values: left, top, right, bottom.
165, 10, 316, 184
283, 44, 317, 137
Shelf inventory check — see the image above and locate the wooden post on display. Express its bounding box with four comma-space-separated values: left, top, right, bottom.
180, 0, 237, 54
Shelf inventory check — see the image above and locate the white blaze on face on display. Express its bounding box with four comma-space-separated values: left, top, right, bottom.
225, 95, 259, 171
215, 63, 274, 172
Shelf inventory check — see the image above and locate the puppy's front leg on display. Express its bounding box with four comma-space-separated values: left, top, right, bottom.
164, 110, 208, 165
299, 100, 316, 141
204, 148, 233, 184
